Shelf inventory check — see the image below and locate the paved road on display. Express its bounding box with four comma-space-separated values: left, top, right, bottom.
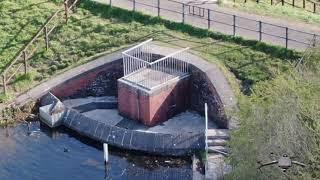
102, 0, 320, 50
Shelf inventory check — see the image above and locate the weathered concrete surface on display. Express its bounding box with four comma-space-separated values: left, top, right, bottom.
63, 96, 117, 112
61, 108, 205, 156
118, 76, 190, 126
82, 109, 123, 126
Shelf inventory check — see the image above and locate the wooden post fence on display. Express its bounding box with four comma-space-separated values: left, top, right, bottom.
182, 4, 185, 24
233, 15, 236, 36
259, 21, 262, 41
285, 27, 289, 49
157, 0, 160, 17
3, 75, 6, 95
44, 26, 49, 50
64, 1, 69, 24
23, 51, 27, 74
207, 9, 211, 29
133, 0, 135, 11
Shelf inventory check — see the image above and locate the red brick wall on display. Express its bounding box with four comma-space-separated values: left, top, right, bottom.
118, 77, 190, 126
51, 60, 122, 99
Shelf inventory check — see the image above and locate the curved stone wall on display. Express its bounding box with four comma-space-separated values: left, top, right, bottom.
61, 108, 204, 156
49, 45, 236, 128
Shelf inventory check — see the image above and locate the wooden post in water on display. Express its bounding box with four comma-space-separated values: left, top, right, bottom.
103, 143, 109, 164
205, 103, 208, 170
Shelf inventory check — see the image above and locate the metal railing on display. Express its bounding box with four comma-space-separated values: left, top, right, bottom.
106, 0, 320, 50
244, 0, 320, 14
122, 39, 189, 90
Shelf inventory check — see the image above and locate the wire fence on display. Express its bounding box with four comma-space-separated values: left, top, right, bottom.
106, 0, 320, 50
244, 0, 320, 14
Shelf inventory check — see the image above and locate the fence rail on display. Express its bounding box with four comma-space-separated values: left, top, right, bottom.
107, 0, 319, 50
122, 39, 189, 90
244, 0, 320, 14
1, 0, 79, 95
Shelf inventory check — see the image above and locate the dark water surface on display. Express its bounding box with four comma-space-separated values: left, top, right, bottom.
0, 121, 191, 180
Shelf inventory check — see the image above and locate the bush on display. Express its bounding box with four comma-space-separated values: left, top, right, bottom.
227, 48, 320, 179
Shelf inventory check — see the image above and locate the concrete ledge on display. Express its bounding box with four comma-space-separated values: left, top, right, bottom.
61, 108, 205, 156
63, 96, 117, 112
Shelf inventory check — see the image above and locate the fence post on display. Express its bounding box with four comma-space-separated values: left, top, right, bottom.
233, 15, 236, 36
207, 9, 211, 30
271, 0, 273, 5
292, 0, 295, 7
182, 4, 185, 24
133, 0, 135, 11
157, 0, 160, 17
303, 0, 305, 8
285, 27, 288, 49
44, 26, 49, 50
2, 75, 6, 95
23, 51, 27, 74
313, 34, 316, 47
109, 0, 112, 7
259, 21, 262, 41
314, 3, 316, 13
256, 0, 259, 3
64, 1, 68, 24
282, 0, 284, 6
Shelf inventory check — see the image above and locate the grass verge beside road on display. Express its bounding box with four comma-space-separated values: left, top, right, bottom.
219, 0, 320, 25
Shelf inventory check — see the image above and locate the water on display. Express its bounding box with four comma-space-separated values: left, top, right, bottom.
0, 121, 192, 180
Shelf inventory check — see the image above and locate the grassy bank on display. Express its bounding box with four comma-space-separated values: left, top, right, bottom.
0, 0, 300, 101
227, 49, 320, 179
220, 0, 320, 25
0, 0, 62, 70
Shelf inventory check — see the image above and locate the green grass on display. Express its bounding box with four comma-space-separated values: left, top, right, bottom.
226, 49, 320, 179
220, 0, 320, 25
0, 0, 63, 70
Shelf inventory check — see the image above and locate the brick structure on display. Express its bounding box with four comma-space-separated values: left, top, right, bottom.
118, 76, 190, 126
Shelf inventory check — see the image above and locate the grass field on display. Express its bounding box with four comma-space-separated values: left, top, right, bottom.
0, 0, 319, 179
220, 0, 320, 25
0, 0, 62, 70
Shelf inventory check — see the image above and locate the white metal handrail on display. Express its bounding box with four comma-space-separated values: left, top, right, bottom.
122, 39, 190, 90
